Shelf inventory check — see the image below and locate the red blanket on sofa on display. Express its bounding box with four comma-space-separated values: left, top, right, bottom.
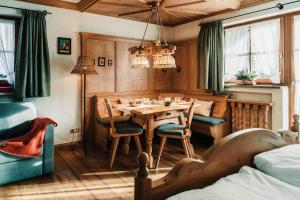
0, 117, 57, 158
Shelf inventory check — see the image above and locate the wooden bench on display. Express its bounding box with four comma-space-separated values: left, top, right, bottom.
94, 91, 229, 150
160, 91, 230, 144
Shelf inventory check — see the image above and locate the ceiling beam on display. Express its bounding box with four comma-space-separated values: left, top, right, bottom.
119, 9, 152, 17
16, 0, 78, 10
78, 0, 99, 12
100, 2, 148, 9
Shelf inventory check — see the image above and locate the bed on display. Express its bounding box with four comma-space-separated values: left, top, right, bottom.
134, 115, 300, 200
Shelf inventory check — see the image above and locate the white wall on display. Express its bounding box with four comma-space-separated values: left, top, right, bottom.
172, 0, 300, 42
0, 0, 172, 144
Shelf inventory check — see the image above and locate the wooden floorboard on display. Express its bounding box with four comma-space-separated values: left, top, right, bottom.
0, 134, 212, 200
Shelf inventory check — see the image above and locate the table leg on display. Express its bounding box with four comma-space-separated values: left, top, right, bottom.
145, 116, 154, 168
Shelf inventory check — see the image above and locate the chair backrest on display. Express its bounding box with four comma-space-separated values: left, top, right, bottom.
104, 98, 115, 130
186, 101, 196, 129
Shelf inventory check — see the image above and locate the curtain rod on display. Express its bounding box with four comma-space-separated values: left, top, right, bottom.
0, 5, 52, 15
199, 0, 300, 26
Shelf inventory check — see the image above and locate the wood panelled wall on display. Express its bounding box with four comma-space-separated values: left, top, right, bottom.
172, 39, 198, 91
81, 32, 173, 94
80, 33, 173, 142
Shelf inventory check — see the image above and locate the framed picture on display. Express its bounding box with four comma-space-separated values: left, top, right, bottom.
57, 37, 71, 55
98, 57, 105, 67
108, 60, 113, 66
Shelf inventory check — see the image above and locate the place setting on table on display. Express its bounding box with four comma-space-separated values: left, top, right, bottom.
112, 97, 198, 168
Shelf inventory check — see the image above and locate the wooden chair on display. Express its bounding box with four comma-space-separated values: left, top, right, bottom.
104, 98, 143, 169
155, 101, 196, 169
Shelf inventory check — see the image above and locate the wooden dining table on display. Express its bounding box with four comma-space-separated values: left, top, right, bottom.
114, 103, 194, 168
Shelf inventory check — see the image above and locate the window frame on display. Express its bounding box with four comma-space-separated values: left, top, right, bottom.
0, 15, 20, 94
224, 16, 284, 85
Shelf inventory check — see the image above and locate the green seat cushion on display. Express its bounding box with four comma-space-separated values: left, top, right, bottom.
96, 116, 130, 127
115, 122, 143, 134
157, 123, 186, 136
192, 115, 225, 125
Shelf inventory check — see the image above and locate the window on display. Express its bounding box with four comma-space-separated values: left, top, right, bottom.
224, 19, 281, 83
294, 16, 300, 115
0, 17, 16, 93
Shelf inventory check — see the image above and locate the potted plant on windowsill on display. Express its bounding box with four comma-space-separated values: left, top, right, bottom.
235, 71, 257, 85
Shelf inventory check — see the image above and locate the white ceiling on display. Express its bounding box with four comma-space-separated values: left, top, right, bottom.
61, 0, 81, 3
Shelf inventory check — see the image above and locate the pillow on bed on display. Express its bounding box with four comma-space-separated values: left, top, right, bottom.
194, 100, 213, 117
254, 144, 300, 188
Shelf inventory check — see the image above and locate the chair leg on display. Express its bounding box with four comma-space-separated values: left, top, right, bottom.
155, 137, 167, 169
134, 135, 143, 154
184, 138, 192, 158
121, 136, 131, 155
182, 138, 190, 158
187, 137, 195, 158
109, 137, 120, 169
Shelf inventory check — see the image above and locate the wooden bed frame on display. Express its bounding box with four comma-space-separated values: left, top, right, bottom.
134, 129, 290, 200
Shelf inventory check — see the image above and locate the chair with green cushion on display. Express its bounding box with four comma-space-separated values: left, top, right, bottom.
0, 102, 55, 185
104, 98, 143, 169
155, 101, 196, 169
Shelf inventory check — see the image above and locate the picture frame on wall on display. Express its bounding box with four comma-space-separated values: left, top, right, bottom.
108, 60, 113, 66
98, 57, 106, 67
57, 37, 71, 55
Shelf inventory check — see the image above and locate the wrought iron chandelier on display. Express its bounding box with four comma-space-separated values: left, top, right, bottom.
128, 1, 176, 69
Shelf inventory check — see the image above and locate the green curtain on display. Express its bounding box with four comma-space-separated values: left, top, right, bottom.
197, 21, 224, 92
15, 10, 50, 98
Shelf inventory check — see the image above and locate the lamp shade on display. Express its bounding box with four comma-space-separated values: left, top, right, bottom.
71, 56, 98, 74
131, 53, 150, 68
153, 53, 176, 69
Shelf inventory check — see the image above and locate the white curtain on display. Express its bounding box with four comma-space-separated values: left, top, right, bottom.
251, 19, 280, 83
0, 19, 15, 85
224, 25, 249, 81
294, 16, 300, 115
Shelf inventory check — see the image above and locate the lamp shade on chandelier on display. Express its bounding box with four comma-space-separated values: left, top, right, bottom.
128, 1, 176, 69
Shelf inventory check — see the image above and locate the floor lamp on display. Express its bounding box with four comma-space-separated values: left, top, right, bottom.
71, 56, 98, 155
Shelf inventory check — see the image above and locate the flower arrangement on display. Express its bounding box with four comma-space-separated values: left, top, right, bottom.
234, 71, 257, 85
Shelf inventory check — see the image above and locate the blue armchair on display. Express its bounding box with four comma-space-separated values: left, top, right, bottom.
0, 102, 54, 185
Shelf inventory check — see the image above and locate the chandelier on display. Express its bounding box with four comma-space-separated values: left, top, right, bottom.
128, 1, 176, 69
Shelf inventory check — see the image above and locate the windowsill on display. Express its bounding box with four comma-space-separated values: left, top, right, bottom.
0, 84, 14, 95
224, 83, 287, 89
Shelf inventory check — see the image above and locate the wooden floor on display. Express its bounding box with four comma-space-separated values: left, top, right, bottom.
0, 135, 212, 200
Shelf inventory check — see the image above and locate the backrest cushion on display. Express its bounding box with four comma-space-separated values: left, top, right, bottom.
0, 102, 36, 138
194, 100, 213, 117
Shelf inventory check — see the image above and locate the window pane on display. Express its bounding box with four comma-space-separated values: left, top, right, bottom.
0, 19, 15, 85
251, 19, 280, 83
225, 25, 249, 80
294, 16, 300, 114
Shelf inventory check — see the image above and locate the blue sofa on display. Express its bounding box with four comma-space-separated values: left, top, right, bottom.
0, 102, 54, 185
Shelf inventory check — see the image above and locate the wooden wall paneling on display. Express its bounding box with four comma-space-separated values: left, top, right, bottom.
86, 39, 115, 93
116, 41, 149, 92
173, 44, 189, 90
188, 42, 198, 90
155, 69, 173, 90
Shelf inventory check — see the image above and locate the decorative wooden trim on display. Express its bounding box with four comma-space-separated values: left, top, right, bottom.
228, 99, 273, 131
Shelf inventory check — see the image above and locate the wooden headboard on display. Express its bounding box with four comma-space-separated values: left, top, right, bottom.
134, 129, 288, 200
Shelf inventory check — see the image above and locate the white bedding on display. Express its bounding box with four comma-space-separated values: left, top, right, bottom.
167, 166, 300, 200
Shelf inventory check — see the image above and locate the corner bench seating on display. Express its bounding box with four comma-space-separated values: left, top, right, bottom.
94, 91, 229, 150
